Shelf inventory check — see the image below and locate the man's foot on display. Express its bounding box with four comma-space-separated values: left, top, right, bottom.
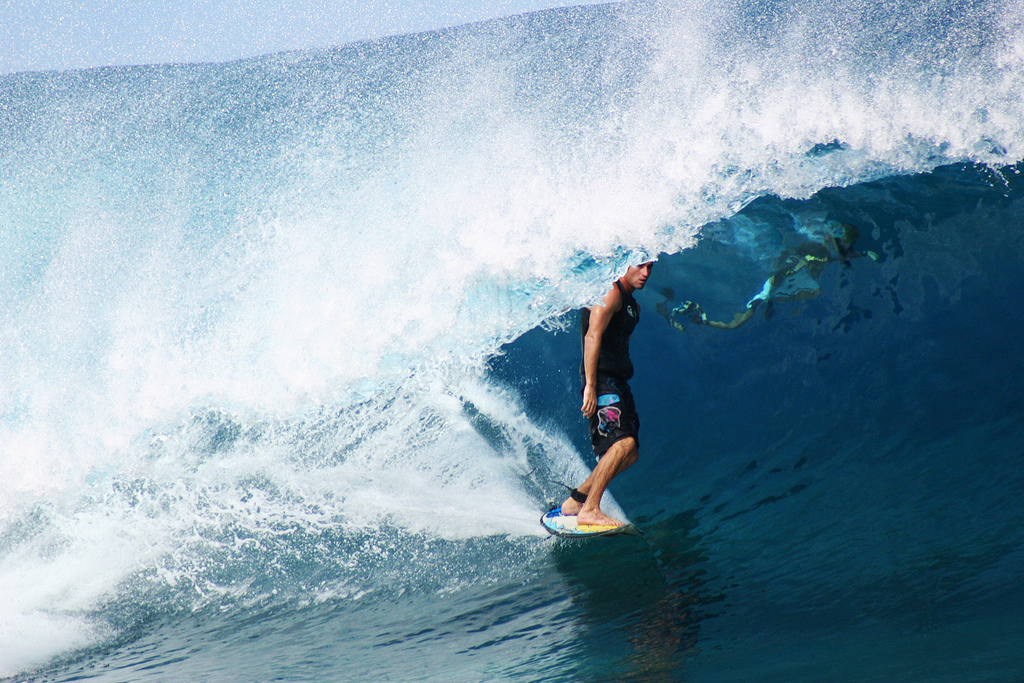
559, 497, 582, 516
577, 508, 625, 528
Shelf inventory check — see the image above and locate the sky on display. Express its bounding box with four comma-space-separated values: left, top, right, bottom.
0, 0, 609, 75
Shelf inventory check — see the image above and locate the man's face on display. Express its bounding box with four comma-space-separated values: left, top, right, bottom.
625, 261, 654, 290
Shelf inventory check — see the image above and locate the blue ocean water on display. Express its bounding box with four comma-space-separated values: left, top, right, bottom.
2, 2, 1023, 681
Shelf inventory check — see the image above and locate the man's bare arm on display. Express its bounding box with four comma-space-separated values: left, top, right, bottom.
581, 285, 622, 418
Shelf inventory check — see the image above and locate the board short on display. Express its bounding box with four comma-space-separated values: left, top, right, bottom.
587, 374, 640, 457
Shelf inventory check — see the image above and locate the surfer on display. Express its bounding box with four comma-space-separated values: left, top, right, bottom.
559, 260, 654, 528
668, 222, 876, 330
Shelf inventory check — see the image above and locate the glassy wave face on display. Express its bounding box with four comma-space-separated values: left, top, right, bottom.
2, 2, 1023, 681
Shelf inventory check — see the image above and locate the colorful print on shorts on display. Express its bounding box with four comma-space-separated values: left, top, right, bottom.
597, 406, 622, 436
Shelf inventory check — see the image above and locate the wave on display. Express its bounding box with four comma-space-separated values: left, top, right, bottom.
2, 0, 1023, 678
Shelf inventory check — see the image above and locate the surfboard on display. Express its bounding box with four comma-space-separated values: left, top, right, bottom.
540, 507, 641, 538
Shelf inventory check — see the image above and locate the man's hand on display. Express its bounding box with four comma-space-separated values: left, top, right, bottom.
582, 384, 598, 418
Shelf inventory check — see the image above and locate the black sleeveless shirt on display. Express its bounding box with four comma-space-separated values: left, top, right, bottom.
580, 280, 640, 381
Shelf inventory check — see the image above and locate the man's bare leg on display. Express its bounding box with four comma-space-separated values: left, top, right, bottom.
559, 437, 638, 526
